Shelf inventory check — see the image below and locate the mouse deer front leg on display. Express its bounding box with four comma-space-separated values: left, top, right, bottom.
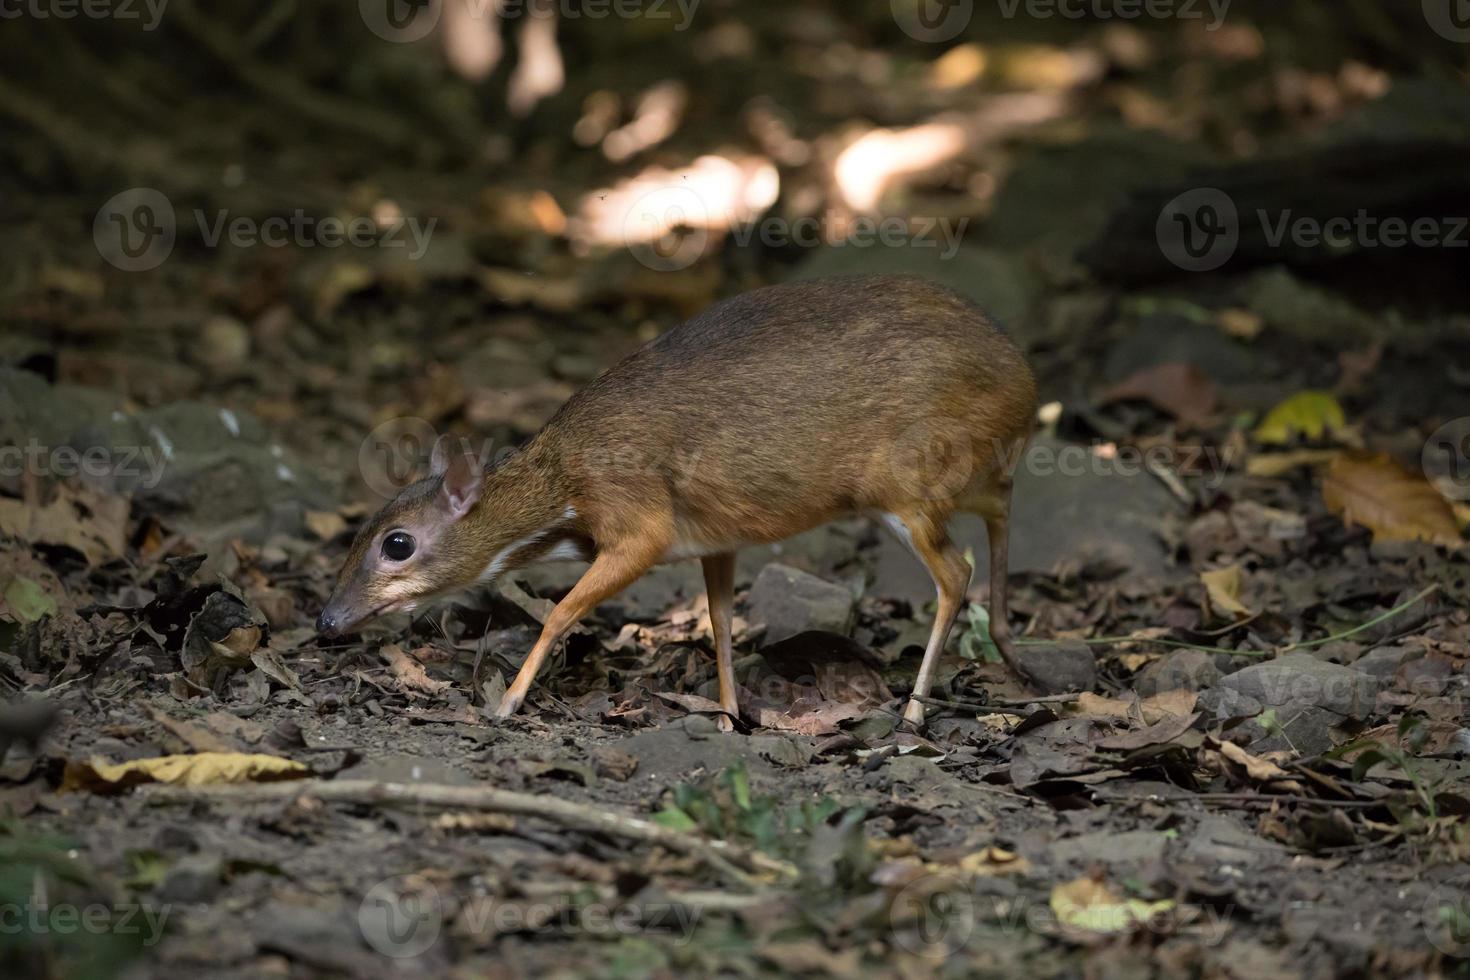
496, 539, 662, 718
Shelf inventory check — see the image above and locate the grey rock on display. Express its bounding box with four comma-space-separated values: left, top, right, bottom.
1016, 642, 1096, 694
1136, 649, 1222, 696
1234, 267, 1378, 346
1351, 646, 1411, 682
1247, 704, 1348, 757
1104, 313, 1265, 386
747, 564, 854, 645
155, 854, 223, 904
794, 245, 1046, 346
1218, 653, 1376, 719
1052, 829, 1167, 867
1196, 686, 1263, 722
1398, 657, 1453, 697
0, 369, 332, 546
988, 128, 1211, 259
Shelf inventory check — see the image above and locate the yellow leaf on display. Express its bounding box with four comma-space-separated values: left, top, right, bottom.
303, 510, 349, 541
1322, 453, 1463, 547
1049, 876, 1174, 934
960, 846, 1030, 877
63, 753, 308, 792
1200, 565, 1253, 620
1246, 449, 1340, 478
1254, 391, 1345, 445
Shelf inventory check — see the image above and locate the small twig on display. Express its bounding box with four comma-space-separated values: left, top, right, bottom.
914, 693, 1077, 715
140, 779, 795, 889
1015, 584, 1441, 660
1111, 791, 1393, 809
1145, 458, 1192, 505
1278, 585, 1440, 654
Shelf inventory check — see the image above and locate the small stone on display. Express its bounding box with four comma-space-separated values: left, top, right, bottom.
1398, 657, 1453, 697
1197, 686, 1263, 722
589, 746, 639, 781
1218, 653, 1375, 719
1135, 649, 1222, 695
1351, 646, 1411, 682
680, 714, 718, 739
747, 564, 854, 645
1016, 642, 1096, 694
194, 315, 251, 374
1246, 705, 1346, 757
155, 854, 222, 904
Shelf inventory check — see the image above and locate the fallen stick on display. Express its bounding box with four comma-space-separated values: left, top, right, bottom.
141, 779, 794, 888
914, 693, 1079, 715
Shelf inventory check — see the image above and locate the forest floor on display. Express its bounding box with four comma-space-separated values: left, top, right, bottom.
3, 6, 1470, 978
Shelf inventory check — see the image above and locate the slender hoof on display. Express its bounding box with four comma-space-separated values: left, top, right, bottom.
493, 693, 522, 719
901, 699, 926, 727
716, 713, 735, 734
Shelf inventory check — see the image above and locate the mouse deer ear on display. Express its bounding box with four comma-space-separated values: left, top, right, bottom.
431, 434, 482, 519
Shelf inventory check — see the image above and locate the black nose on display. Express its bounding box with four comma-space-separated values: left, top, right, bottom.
316, 609, 337, 635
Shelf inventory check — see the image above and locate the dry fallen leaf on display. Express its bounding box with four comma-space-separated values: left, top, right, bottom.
1200, 564, 1253, 620
1099, 362, 1218, 427
1076, 690, 1197, 725
1049, 876, 1174, 934
63, 752, 308, 791
1322, 452, 1463, 547
0, 482, 128, 566
303, 509, 349, 541
1216, 740, 1303, 790
1246, 449, 1340, 478
380, 643, 451, 695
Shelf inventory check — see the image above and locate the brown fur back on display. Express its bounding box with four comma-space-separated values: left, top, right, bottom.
536, 275, 1037, 551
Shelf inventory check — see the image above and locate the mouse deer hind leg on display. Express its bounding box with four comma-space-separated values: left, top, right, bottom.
700, 552, 739, 732
885, 509, 972, 727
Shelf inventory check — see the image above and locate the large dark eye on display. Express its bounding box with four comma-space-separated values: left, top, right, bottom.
381, 531, 416, 562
